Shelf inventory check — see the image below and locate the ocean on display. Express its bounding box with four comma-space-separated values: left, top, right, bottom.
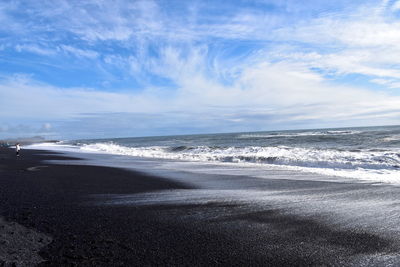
30, 125, 400, 184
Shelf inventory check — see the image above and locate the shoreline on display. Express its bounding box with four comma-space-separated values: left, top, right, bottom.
1, 147, 400, 266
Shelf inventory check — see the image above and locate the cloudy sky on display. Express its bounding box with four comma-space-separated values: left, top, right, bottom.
1, 0, 400, 139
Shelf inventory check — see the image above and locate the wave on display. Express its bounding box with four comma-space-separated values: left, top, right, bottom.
80, 142, 400, 171
238, 130, 361, 139
381, 134, 400, 142
27, 141, 400, 183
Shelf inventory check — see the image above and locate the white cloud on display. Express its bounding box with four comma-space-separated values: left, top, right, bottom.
2, 52, 400, 139
0, 77, 166, 120
22, 0, 164, 42
370, 78, 400, 89
59, 45, 98, 59
15, 44, 56, 56
391, 0, 400, 11
267, 1, 400, 84
5, 54, 400, 121
2, 0, 400, 138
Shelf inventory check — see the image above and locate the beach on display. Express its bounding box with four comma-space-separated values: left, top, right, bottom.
2, 147, 400, 266
3, 0, 400, 265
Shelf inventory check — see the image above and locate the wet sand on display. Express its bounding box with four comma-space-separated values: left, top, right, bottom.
1, 147, 400, 266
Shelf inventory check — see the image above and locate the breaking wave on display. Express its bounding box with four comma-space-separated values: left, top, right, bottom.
27, 126, 400, 183
238, 130, 361, 139
80, 142, 400, 172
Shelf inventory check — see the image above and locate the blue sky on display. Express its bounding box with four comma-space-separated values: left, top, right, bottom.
2, 0, 400, 139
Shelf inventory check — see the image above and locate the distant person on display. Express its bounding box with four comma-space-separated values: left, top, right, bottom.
15, 143, 21, 156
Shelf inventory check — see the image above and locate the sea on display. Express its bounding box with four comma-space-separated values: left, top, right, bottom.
30, 125, 400, 184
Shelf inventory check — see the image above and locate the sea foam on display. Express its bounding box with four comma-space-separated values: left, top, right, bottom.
74, 142, 400, 183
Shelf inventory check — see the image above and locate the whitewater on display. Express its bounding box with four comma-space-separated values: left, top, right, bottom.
28, 125, 400, 184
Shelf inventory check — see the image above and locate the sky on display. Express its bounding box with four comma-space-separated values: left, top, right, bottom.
2, 0, 400, 139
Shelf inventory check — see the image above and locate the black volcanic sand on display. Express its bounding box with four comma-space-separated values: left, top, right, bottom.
0, 148, 397, 266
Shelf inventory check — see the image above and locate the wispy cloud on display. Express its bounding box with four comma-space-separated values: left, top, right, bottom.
2, 56, 400, 138
268, 0, 400, 86
1, 0, 400, 138
59, 45, 98, 59
15, 44, 56, 56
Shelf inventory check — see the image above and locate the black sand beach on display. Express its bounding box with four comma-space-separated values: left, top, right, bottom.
1, 147, 400, 266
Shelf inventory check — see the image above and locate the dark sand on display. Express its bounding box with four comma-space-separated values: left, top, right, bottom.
0, 147, 399, 266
